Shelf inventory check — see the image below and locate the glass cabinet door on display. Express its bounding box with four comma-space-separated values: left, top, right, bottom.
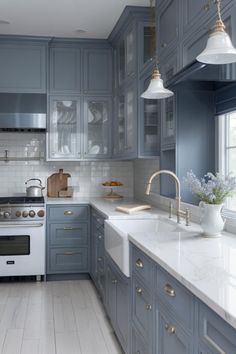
125, 82, 136, 155
140, 23, 156, 72
84, 97, 111, 158
117, 93, 126, 154
48, 96, 81, 160
161, 96, 175, 148
140, 73, 160, 156
118, 39, 125, 87
126, 25, 136, 78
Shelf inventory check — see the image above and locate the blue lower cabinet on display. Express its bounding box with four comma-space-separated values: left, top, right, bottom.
90, 209, 106, 300
198, 302, 236, 354
105, 254, 129, 354
156, 304, 194, 354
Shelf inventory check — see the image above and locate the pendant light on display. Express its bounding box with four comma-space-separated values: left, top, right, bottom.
197, 0, 236, 65
140, 0, 173, 99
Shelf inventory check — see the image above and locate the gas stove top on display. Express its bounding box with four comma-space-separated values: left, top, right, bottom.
0, 196, 45, 221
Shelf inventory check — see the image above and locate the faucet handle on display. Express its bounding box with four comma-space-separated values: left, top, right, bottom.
185, 208, 190, 226
168, 201, 173, 219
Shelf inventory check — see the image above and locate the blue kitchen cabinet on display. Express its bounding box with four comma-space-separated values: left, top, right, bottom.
105, 253, 129, 354
49, 47, 81, 94
131, 244, 154, 354
83, 48, 112, 94
138, 20, 156, 75
47, 95, 82, 161
46, 205, 90, 275
83, 96, 112, 159
113, 79, 137, 158
198, 302, 236, 353
90, 209, 106, 300
138, 67, 161, 157
0, 42, 47, 93
157, 0, 180, 59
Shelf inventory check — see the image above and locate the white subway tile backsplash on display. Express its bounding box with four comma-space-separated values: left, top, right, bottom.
0, 133, 134, 197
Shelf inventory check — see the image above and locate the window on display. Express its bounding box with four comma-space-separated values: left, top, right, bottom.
218, 111, 236, 213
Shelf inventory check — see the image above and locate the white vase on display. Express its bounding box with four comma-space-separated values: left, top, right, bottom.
199, 202, 225, 237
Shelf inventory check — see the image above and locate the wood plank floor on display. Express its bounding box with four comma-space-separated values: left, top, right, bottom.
0, 280, 124, 354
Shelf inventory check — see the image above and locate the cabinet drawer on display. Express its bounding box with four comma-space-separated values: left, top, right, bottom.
132, 276, 153, 340
47, 205, 89, 221
199, 303, 236, 353
157, 305, 194, 354
132, 245, 153, 285
156, 265, 194, 330
48, 247, 88, 273
49, 223, 88, 246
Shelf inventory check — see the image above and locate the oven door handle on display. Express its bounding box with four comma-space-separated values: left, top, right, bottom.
0, 223, 44, 228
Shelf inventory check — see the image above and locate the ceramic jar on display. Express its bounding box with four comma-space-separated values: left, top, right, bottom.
199, 202, 225, 237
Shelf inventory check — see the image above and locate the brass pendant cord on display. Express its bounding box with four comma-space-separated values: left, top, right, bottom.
213, 0, 225, 32
150, 0, 160, 78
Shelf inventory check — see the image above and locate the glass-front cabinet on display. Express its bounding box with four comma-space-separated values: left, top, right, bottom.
47, 96, 81, 160
83, 97, 111, 159
114, 81, 137, 157
139, 22, 156, 74
161, 95, 175, 149
139, 71, 160, 156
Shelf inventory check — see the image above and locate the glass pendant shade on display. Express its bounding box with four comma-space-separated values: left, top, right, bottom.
197, 20, 236, 64
141, 69, 174, 99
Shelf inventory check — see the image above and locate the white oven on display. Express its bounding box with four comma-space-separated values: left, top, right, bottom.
0, 221, 45, 277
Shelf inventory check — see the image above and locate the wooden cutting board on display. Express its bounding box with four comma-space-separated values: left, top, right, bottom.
47, 169, 71, 197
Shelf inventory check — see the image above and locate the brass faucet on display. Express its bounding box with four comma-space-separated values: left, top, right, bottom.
146, 169, 190, 226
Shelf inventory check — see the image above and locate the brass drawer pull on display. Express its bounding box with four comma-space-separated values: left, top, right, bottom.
112, 279, 117, 284
165, 324, 176, 334
64, 252, 75, 255
164, 283, 176, 297
64, 210, 73, 216
135, 258, 144, 269
136, 287, 143, 295
146, 304, 152, 311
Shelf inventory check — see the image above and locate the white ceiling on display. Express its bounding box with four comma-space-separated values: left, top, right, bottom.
0, 0, 149, 39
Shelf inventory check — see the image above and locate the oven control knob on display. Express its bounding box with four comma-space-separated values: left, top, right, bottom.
4, 212, 11, 218
22, 211, 29, 218
15, 211, 21, 217
37, 210, 45, 218
29, 210, 35, 218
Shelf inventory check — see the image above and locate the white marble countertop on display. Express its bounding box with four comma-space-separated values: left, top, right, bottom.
128, 223, 236, 330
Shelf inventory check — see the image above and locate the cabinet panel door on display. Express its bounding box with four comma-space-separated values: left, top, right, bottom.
116, 275, 129, 352
113, 92, 125, 156
49, 223, 88, 247
183, 0, 215, 35
48, 96, 81, 160
131, 327, 149, 354
157, 306, 194, 354
50, 48, 81, 93
125, 81, 137, 156
159, 0, 179, 57
125, 24, 136, 78
106, 262, 117, 325
139, 70, 160, 156
83, 97, 111, 158
0, 44, 46, 93
84, 49, 112, 94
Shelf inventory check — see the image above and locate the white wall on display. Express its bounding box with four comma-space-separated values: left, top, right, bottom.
0, 133, 134, 197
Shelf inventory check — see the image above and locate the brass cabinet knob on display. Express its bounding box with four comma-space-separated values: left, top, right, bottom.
164, 283, 176, 297
146, 304, 152, 311
136, 287, 143, 295
135, 258, 144, 269
112, 279, 117, 284
165, 324, 176, 334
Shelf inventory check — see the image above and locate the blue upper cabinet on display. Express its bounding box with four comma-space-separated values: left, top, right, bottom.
83, 48, 112, 95
157, 0, 180, 60
49, 47, 81, 94
0, 41, 47, 93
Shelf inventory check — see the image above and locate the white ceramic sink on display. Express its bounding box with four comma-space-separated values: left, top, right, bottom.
104, 218, 183, 277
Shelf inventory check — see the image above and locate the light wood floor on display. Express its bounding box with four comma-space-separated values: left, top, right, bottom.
0, 280, 123, 354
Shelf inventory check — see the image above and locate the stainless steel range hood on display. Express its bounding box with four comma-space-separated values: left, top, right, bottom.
0, 93, 47, 131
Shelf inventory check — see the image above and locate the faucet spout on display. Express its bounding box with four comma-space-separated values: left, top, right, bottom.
145, 169, 189, 225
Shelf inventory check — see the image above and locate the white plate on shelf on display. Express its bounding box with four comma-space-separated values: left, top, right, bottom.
89, 145, 100, 155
